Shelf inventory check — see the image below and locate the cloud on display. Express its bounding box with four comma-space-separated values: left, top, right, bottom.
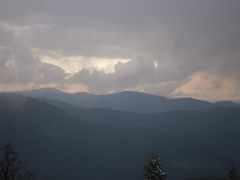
67, 58, 156, 93
0, 24, 66, 84
0, 45, 39, 84
171, 72, 240, 101
39, 53, 130, 74
0, 0, 240, 100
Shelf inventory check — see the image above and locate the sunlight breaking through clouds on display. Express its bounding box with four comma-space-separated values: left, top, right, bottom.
0, 0, 240, 101
40, 55, 130, 74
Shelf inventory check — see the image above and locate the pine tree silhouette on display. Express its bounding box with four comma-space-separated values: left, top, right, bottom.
0, 143, 36, 180
143, 152, 167, 180
227, 163, 238, 180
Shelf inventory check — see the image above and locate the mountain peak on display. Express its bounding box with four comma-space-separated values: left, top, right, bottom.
18, 88, 66, 95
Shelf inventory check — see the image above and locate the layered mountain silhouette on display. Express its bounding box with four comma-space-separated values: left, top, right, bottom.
18, 88, 239, 113
1, 90, 240, 179
60, 104, 240, 165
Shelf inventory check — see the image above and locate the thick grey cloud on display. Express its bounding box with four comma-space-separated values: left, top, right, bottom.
0, 24, 66, 84
68, 58, 156, 92
0, 0, 239, 100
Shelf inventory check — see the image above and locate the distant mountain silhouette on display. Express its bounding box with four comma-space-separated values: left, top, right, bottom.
0, 94, 231, 180
214, 101, 240, 108
57, 103, 240, 164
17, 88, 238, 113
41, 96, 240, 167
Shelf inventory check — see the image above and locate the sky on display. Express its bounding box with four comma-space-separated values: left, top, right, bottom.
0, 0, 240, 101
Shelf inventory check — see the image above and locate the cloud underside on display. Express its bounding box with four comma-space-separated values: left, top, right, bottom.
0, 0, 240, 101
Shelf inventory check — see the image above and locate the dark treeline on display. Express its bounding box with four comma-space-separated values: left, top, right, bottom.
1, 144, 239, 180
0, 143, 47, 180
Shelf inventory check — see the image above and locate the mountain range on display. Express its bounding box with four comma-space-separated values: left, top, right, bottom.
0, 89, 240, 179
18, 88, 239, 113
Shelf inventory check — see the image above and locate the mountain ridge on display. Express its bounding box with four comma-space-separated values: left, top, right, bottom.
0, 93, 231, 179
14, 88, 237, 114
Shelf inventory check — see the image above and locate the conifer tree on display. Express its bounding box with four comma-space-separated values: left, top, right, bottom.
227, 163, 238, 180
0, 143, 36, 180
143, 152, 167, 180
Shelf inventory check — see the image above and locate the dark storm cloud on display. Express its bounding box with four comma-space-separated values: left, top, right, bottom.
0, 0, 239, 99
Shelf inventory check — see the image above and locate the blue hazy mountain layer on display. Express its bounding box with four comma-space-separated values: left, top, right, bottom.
1, 93, 239, 179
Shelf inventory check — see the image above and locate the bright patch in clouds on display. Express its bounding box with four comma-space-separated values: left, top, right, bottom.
171, 72, 240, 101
40, 55, 130, 74
1, 1, 240, 101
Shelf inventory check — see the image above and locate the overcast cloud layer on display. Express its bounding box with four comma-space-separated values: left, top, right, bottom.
0, 0, 240, 101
